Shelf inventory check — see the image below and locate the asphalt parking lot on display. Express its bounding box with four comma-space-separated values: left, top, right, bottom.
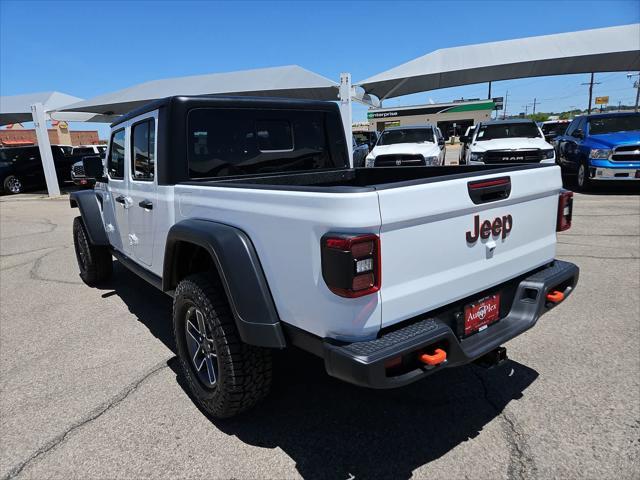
0, 187, 639, 479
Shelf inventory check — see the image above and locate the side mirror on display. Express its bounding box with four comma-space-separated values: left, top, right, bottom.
460, 135, 469, 143
100, 151, 106, 159
83, 155, 105, 180
438, 138, 445, 146
573, 129, 583, 139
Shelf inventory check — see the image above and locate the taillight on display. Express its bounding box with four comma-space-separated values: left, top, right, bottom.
321, 233, 381, 298
557, 189, 573, 232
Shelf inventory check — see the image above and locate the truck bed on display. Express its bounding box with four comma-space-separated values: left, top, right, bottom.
180, 164, 553, 191
174, 163, 562, 340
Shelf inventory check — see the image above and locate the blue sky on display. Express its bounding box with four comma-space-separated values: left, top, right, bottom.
1, 0, 638, 138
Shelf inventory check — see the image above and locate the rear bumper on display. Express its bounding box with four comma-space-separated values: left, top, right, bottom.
321, 260, 579, 388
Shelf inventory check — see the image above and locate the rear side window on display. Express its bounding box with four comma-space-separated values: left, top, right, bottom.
187, 108, 342, 179
131, 119, 155, 181
73, 147, 95, 156
107, 129, 125, 179
256, 120, 293, 151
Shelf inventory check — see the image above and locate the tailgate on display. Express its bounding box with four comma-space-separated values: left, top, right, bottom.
376, 165, 562, 329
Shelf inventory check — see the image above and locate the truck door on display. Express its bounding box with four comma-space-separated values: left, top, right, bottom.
103, 128, 131, 255
560, 118, 585, 170
126, 115, 157, 267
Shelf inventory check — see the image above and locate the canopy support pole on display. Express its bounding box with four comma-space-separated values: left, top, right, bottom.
30, 102, 60, 197
487, 81, 492, 99
339, 72, 353, 166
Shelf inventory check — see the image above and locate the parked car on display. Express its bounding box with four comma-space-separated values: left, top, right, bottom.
353, 131, 379, 150
555, 112, 640, 190
540, 120, 570, 143
462, 119, 555, 165
72, 144, 107, 157
459, 125, 476, 164
364, 125, 446, 167
352, 136, 369, 167
71, 96, 578, 418
70, 146, 107, 187
0, 145, 74, 194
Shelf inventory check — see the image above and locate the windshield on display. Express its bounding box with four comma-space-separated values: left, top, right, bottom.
541, 122, 568, 135
378, 128, 434, 145
476, 122, 541, 141
589, 114, 640, 135
353, 133, 370, 145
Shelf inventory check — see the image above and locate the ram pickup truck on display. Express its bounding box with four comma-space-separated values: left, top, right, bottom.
463, 119, 556, 165
555, 112, 640, 191
71, 96, 578, 418
365, 125, 446, 167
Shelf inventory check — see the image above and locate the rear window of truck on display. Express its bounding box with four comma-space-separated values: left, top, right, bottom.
187, 108, 342, 179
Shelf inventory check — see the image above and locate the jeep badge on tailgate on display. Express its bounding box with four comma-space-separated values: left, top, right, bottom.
466, 214, 513, 243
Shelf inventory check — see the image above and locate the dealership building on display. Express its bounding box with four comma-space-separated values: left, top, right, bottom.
0, 121, 101, 147
363, 99, 496, 137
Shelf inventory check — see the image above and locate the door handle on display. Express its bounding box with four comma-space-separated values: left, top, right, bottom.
115, 195, 133, 208
138, 200, 153, 210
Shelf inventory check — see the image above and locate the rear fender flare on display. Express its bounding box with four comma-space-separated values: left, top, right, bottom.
163, 219, 286, 349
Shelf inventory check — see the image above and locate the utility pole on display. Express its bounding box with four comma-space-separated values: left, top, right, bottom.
531, 97, 539, 115
581, 73, 601, 114
522, 105, 529, 117
487, 81, 492, 100
502, 91, 509, 120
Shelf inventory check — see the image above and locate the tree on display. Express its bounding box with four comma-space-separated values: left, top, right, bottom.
527, 112, 549, 122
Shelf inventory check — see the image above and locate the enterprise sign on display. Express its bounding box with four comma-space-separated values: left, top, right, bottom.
367, 101, 495, 120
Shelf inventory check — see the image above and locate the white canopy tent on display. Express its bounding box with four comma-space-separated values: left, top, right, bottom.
0, 91, 116, 196
61, 65, 341, 114
59, 65, 355, 162
357, 24, 640, 100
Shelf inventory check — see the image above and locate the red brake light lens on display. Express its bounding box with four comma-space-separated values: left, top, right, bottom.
557, 190, 573, 232
322, 234, 381, 298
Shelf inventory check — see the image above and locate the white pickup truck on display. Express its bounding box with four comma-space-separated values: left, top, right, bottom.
71, 96, 579, 418
464, 119, 556, 165
365, 125, 446, 167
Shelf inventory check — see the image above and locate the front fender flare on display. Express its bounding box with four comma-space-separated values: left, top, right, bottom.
69, 190, 109, 246
163, 219, 286, 349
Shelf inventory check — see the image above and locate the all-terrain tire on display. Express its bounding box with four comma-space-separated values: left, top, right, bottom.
72, 216, 113, 286
173, 273, 272, 418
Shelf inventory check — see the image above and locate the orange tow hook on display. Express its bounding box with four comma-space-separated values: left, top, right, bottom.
419, 348, 447, 366
546, 290, 565, 304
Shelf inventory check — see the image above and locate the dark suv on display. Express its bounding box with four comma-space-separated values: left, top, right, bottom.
0, 145, 74, 194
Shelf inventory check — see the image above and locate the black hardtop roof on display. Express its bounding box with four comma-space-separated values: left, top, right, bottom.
111, 95, 341, 128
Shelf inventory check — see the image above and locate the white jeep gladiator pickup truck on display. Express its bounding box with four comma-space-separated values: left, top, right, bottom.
71, 96, 579, 418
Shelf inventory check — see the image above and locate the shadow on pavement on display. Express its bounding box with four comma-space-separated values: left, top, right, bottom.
97, 261, 175, 352
99, 260, 539, 479
175, 351, 537, 480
